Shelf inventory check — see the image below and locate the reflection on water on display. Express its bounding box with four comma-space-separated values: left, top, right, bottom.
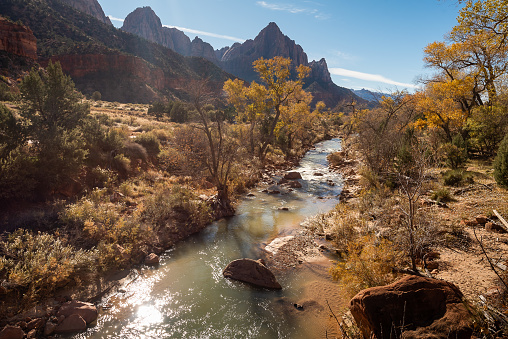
76, 138, 342, 339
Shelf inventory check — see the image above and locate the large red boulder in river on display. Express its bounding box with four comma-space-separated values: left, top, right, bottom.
223, 259, 282, 289
350, 275, 473, 339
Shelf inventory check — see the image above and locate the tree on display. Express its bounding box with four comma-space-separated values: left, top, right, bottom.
185, 79, 239, 216
345, 91, 417, 176
494, 133, 508, 188
0, 104, 23, 158
224, 56, 311, 163
19, 61, 89, 195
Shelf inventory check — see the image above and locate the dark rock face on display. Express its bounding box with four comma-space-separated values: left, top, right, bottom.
59, 0, 112, 25
0, 17, 37, 60
223, 258, 282, 289
350, 275, 473, 339
220, 22, 307, 83
122, 7, 218, 63
218, 22, 361, 108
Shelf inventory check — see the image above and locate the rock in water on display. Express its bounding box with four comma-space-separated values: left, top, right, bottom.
284, 171, 302, 180
350, 275, 473, 339
54, 314, 87, 334
56, 300, 98, 324
223, 259, 282, 289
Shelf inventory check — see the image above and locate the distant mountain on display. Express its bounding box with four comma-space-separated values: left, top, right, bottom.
352, 89, 391, 102
0, 0, 233, 103
59, 0, 112, 26
218, 22, 365, 108
122, 7, 218, 64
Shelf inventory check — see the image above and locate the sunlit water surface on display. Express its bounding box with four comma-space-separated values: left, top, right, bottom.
75, 138, 343, 339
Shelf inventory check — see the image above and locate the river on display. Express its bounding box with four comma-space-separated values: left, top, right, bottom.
75, 138, 345, 339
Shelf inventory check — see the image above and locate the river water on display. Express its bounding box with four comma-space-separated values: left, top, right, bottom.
76, 138, 343, 339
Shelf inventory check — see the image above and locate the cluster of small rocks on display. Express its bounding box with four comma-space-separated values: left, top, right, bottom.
0, 300, 98, 338
461, 214, 507, 233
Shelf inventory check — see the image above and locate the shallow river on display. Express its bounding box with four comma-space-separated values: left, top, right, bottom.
76, 138, 343, 339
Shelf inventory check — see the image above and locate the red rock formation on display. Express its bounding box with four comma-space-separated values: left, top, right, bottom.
0, 17, 37, 60
47, 54, 165, 90
350, 275, 473, 339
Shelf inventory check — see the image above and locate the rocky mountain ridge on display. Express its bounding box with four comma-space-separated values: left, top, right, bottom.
121, 7, 218, 64
59, 0, 112, 26
0, 0, 233, 103
121, 7, 364, 108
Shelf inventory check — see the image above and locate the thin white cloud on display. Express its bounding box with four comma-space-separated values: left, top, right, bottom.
108, 15, 124, 23
257, 1, 329, 19
329, 68, 418, 89
163, 25, 245, 43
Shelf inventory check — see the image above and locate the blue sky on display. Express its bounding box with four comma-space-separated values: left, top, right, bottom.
100, 0, 463, 93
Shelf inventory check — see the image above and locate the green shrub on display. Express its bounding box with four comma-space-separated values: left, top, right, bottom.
494, 133, 508, 188
441, 134, 468, 169
442, 169, 474, 186
430, 187, 452, 202
91, 91, 101, 101
134, 132, 160, 157
112, 154, 131, 177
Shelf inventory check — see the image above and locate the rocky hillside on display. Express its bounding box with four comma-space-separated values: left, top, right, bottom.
0, 16, 38, 79
59, 0, 112, 25
0, 0, 233, 103
0, 16, 37, 60
122, 10, 364, 108
122, 7, 218, 64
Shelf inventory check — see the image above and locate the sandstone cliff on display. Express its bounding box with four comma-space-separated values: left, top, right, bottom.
122, 7, 218, 64
0, 17, 37, 60
59, 0, 112, 25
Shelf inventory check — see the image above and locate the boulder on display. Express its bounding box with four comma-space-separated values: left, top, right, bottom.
144, 253, 160, 265
350, 275, 473, 339
54, 314, 87, 334
0, 325, 24, 339
475, 215, 489, 225
284, 171, 302, 180
56, 300, 98, 324
43, 322, 57, 336
223, 258, 282, 289
313, 172, 324, 176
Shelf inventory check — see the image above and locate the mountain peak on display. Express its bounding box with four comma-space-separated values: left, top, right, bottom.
59, 0, 113, 25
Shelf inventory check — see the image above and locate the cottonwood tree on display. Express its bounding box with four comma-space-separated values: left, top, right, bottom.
224, 56, 311, 164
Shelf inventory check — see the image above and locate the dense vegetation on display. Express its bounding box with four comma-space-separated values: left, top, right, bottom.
0, 56, 339, 317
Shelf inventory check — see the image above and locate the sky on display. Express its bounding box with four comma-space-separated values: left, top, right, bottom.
99, 0, 463, 93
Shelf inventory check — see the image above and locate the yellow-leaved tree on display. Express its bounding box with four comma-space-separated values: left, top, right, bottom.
224, 56, 313, 163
